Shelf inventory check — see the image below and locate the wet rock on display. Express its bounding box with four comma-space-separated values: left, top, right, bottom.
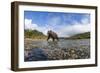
70, 49, 75, 54
24, 39, 90, 61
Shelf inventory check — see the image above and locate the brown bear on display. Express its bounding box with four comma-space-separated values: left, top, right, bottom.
47, 30, 59, 41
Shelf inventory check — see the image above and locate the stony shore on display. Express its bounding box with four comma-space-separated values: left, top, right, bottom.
24, 39, 90, 61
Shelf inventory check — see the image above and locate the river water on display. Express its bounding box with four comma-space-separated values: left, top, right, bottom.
24, 39, 90, 61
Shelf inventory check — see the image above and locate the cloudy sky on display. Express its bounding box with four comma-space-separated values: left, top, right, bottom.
24, 11, 90, 37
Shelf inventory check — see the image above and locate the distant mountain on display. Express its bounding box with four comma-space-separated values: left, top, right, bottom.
67, 32, 90, 39
24, 29, 47, 39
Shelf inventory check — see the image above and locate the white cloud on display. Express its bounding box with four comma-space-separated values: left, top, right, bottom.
25, 19, 48, 35
25, 18, 90, 37
50, 15, 90, 37
80, 15, 90, 24
25, 19, 38, 30
49, 16, 61, 25
56, 23, 90, 37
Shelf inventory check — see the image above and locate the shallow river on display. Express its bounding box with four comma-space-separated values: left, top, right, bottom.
24, 39, 90, 61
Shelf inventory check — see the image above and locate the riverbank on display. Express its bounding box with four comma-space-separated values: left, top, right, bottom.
24, 39, 90, 61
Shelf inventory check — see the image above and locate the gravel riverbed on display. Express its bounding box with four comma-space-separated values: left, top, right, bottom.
24, 39, 90, 61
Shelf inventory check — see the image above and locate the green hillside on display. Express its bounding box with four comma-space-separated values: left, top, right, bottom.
24, 29, 47, 39
25, 29, 90, 39
69, 32, 90, 39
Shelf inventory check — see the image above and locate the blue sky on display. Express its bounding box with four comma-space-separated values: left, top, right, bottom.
24, 11, 90, 37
